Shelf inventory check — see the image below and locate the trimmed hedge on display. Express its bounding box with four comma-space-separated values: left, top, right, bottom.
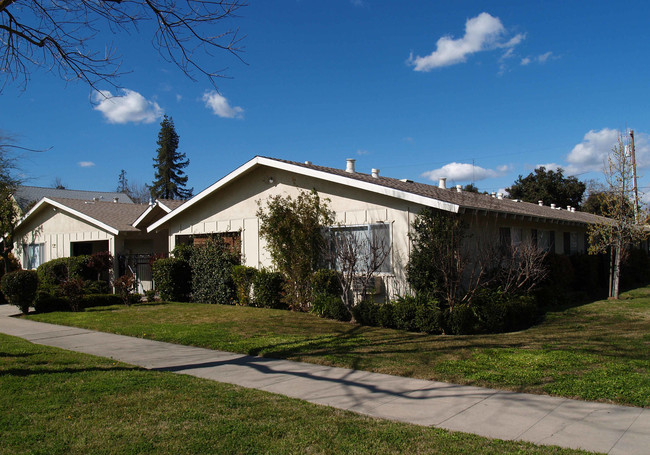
152, 258, 192, 302
189, 238, 240, 305
232, 265, 257, 306
1, 270, 39, 314
252, 269, 285, 309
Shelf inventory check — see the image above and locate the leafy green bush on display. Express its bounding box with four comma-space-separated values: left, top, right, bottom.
81, 294, 123, 308
414, 297, 445, 334
171, 243, 194, 262
391, 296, 419, 332
152, 257, 192, 302
447, 304, 478, 335
83, 279, 110, 294
311, 294, 351, 321
114, 274, 136, 306
232, 265, 258, 306
37, 256, 94, 289
351, 299, 379, 326
34, 290, 68, 313
60, 278, 85, 312
1, 270, 39, 314
377, 303, 395, 329
312, 269, 341, 298
190, 238, 240, 305
252, 269, 285, 309
144, 289, 157, 302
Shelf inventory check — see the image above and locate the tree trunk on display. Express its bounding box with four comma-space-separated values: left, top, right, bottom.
611, 242, 622, 300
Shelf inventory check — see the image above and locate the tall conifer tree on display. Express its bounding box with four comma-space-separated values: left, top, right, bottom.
150, 115, 193, 200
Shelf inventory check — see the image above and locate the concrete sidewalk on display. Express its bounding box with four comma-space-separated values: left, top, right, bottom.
0, 304, 647, 454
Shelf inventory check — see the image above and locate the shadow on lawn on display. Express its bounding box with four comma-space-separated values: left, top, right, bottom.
0, 365, 138, 377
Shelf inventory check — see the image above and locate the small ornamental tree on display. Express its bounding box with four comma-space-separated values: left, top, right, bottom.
257, 189, 334, 311
189, 237, 240, 305
588, 131, 647, 299
87, 251, 113, 281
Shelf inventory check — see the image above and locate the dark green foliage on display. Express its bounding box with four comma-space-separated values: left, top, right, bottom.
152, 257, 192, 302
171, 243, 194, 262
189, 237, 240, 305
414, 299, 445, 334
1, 269, 38, 313
377, 303, 395, 329
252, 269, 285, 309
391, 296, 419, 332
59, 278, 85, 312
406, 208, 467, 304
144, 289, 157, 302
621, 248, 650, 289
83, 279, 110, 294
472, 289, 539, 334
37, 256, 94, 288
351, 299, 379, 326
507, 166, 586, 209
232, 265, 257, 305
257, 189, 334, 311
311, 294, 351, 321
33, 291, 67, 313
448, 305, 478, 335
312, 269, 341, 297
150, 115, 193, 200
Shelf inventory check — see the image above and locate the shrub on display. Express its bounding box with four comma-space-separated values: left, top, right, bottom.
312, 294, 351, 322
252, 269, 285, 309
34, 291, 68, 313
190, 238, 240, 305
83, 279, 110, 295
86, 251, 113, 281
37, 256, 94, 289
312, 269, 341, 298
448, 304, 478, 335
172, 243, 194, 262
144, 289, 157, 302
232, 265, 258, 306
59, 278, 85, 312
377, 303, 395, 329
351, 299, 379, 326
81, 294, 123, 309
1, 270, 39, 314
391, 296, 419, 332
152, 257, 192, 302
114, 274, 136, 306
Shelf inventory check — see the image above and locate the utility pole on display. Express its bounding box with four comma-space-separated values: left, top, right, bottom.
630, 130, 639, 224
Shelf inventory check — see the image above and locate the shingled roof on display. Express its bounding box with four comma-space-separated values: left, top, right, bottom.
19, 197, 149, 234
148, 156, 608, 232
14, 185, 134, 212
266, 157, 607, 225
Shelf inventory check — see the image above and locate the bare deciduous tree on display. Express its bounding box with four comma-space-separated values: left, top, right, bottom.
588, 131, 647, 299
0, 0, 246, 92
327, 224, 391, 310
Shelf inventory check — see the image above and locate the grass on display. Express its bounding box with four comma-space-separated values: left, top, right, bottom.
0, 333, 593, 455
26, 286, 650, 408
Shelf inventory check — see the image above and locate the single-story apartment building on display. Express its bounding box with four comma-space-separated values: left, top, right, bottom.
148, 156, 607, 298
13, 197, 177, 292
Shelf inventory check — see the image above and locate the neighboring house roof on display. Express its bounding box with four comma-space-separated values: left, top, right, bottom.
148, 156, 608, 232
17, 197, 148, 235
156, 199, 185, 212
13, 185, 134, 212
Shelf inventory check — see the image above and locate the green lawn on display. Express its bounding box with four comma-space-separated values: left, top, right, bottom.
26, 286, 650, 407
0, 333, 592, 455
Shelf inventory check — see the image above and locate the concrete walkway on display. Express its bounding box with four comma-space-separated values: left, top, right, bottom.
0, 305, 647, 454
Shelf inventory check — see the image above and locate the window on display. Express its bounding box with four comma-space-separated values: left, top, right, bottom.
563, 232, 579, 255
23, 243, 44, 270
512, 228, 523, 247
499, 227, 511, 248
329, 223, 392, 274
538, 230, 555, 252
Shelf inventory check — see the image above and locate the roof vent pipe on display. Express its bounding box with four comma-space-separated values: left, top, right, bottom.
497, 193, 503, 200
491, 192, 496, 198
438, 177, 447, 189
113, 197, 119, 203
567, 205, 571, 211
345, 159, 356, 173
571, 207, 576, 212
551, 203, 556, 209
305, 161, 312, 165
456, 184, 462, 193
538, 200, 543, 206
371, 168, 380, 178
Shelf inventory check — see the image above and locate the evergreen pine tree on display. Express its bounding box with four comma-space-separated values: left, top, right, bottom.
150, 115, 193, 200
117, 169, 128, 193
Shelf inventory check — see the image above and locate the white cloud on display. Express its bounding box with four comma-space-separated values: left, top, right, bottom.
202, 91, 244, 119
421, 162, 509, 182
93, 89, 163, 124
535, 163, 563, 172
521, 51, 554, 66
565, 128, 619, 174
409, 12, 524, 71
78, 161, 95, 168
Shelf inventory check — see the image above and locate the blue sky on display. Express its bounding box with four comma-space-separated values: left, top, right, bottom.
3, 1, 650, 200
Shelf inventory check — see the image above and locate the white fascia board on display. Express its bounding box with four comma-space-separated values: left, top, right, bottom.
147, 156, 459, 233
155, 200, 174, 213
147, 157, 261, 232
16, 197, 120, 236
132, 204, 156, 229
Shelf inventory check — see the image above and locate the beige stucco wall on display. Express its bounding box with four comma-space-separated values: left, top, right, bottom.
161, 165, 591, 298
